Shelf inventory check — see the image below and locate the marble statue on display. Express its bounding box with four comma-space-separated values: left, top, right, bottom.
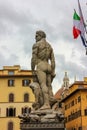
18, 30, 64, 125
31, 30, 56, 110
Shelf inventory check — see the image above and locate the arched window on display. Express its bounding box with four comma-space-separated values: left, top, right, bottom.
9, 93, 14, 102
6, 108, 16, 117
24, 93, 29, 102
8, 122, 13, 130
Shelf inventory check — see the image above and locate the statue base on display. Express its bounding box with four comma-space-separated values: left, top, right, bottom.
18, 108, 64, 130
20, 122, 64, 130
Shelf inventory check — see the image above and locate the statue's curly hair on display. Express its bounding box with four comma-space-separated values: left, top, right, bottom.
36, 30, 46, 38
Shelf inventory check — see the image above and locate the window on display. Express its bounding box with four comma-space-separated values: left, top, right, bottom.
9, 93, 14, 102
78, 127, 82, 130
58, 102, 62, 108
65, 105, 67, 110
75, 99, 77, 104
71, 100, 74, 106
8, 122, 13, 130
24, 93, 29, 102
68, 115, 71, 121
8, 71, 14, 75
78, 96, 81, 102
8, 80, 14, 86
21, 107, 31, 114
6, 108, 16, 117
77, 110, 81, 117
84, 109, 87, 115
22, 79, 31, 86
74, 111, 78, 119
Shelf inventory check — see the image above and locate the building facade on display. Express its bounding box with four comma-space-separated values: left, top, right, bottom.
0, 65, 35, 130
62, 77, 87, 130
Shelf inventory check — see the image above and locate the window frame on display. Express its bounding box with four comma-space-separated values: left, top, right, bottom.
24, 93, 29, 102
22, 79, 31, 87
8, 79, 14, 87
9, 93, 14, 102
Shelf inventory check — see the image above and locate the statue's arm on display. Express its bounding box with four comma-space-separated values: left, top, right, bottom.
31, 44, 38, 71
50, 48, 56, 77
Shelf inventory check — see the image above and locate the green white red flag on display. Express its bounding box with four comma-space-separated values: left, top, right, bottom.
73, 11, 81, 39
73, 10, 87, 48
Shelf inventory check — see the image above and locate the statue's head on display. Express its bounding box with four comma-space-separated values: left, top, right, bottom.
35, 30, 46, 42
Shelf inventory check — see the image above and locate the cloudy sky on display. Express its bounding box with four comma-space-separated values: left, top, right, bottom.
0, 0, 87, 94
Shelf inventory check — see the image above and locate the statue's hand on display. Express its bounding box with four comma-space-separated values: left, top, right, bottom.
51, 71, 56, 78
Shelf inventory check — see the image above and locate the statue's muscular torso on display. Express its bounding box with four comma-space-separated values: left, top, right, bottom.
31, 38, 55, 75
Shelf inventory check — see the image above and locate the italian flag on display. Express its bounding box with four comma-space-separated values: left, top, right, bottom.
73, 11, 81, 39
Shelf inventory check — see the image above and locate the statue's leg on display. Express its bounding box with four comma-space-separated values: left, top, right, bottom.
34, 88, 40, 103
36, 70, 51, 110
47, 74, 54, 98
47, 74, 57, 107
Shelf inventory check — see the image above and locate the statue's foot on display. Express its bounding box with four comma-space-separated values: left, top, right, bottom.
50, 97, 57, 107
40, 104, 51, 110
32, 102, 40, 110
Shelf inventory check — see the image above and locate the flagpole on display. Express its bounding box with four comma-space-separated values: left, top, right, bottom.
78, 0, 87, 55
78, 0, 87, 33
78, 0, 87, 32
84, 2, 87, 55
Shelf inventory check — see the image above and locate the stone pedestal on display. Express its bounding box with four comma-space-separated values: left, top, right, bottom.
20, 122, 64, 130
18, 108, 65, 130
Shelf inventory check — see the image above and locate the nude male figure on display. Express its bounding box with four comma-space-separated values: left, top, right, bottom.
31, 30, 56, 110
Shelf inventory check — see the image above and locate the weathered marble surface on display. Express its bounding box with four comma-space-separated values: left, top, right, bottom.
31, 30, 56, 110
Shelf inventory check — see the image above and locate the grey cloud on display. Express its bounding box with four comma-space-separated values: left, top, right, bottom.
0, 53, 19, 69
55, 54, 87, 84
80, 55, 87, 67
0, 45, 19, 68
0, 0, 38, 37
0, 1, 32, 25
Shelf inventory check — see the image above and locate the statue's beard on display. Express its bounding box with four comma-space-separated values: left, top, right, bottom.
36, 38, 41, 42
